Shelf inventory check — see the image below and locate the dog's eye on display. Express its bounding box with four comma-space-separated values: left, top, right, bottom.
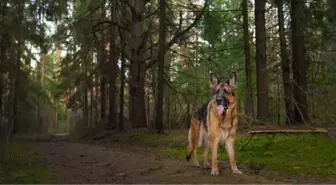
224, 89, 229, 94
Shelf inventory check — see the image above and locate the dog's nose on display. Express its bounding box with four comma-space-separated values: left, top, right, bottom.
216, 98, 224, 105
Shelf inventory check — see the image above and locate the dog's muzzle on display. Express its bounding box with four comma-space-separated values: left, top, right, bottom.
215, 93, 229, 116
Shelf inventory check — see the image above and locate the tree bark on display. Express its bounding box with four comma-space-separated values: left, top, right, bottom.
129, 63, 147, 128
12, 0, 25, 134
0, 0, 6, 133
155, 0, 166, 134
255, 0, 268, 123
277, 0, 294, 124
99, 7, 106, 124
54, 39, 62, 131
89, 55, 94, 128
107, 0, 118, 130
94, 73, 99, 126
119, 33, 126, 131
37, 52, 45, 132
83, 53, 88, 129
12, 50, 20, 134
12, 43, 23, 134
129, 0, 147, 128
242, 0, 254, 122
151, 65, 157, 129
99, 55, 106, 123
290, 0, 309, 123
0, 30, 6, 131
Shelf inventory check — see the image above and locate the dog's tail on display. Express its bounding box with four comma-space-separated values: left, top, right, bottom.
186, 119, 200, 161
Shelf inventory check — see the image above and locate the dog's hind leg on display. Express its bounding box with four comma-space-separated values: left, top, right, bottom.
201, 133, 211, 168
186, 119, 201, 167
186, 140, 193, 161
191, 145, 200, 167
203, 144, 211, 168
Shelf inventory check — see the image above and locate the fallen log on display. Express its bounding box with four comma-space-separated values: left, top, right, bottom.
240, 128, 329, 151
247, 128, 328, 135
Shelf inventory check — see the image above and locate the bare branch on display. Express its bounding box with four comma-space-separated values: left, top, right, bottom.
166, 0, 210, 49
146, 0, 210, 69
138, 20, 153, 54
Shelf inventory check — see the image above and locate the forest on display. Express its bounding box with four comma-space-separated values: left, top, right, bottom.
0, 0, 336, 184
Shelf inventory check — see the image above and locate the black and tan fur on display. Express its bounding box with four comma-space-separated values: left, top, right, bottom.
186, 72, 242, 175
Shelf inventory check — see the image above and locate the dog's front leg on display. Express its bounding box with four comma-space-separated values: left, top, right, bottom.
210, 135, 220, 175
225, 136, 243, 174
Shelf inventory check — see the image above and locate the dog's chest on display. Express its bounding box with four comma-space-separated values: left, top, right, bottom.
218, 129, 229, 143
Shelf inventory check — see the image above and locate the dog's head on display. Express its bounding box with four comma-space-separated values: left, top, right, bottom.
210, 72, 237, 116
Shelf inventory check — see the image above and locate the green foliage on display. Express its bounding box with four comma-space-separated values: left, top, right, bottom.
197, 0, 247, 103
0, 0, 68, 134
0, 143, 54, 183
166, 0, 249, 113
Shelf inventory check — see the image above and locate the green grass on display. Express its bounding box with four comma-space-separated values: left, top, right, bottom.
0, 143, 54, 184
112, 131, 336, 177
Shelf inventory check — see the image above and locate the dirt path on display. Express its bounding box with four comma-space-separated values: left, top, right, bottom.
25, 140, 287, 184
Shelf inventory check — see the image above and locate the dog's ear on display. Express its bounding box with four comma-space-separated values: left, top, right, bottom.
228, 72, 237, 88
210, 73, 219, 88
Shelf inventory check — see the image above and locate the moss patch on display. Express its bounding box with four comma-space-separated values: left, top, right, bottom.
0, 143, 54, 184
111, 131, 336, 177
235, 134, 336, 177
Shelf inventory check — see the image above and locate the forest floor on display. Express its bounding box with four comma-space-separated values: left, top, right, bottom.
27, 140, 280, 184
3, 129, 336, 184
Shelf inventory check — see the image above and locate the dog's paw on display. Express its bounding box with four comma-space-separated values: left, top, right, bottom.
192, 162, 200, 168
203, 163, 211, 169
210, 170, 219, 176
232, 169, 243, 175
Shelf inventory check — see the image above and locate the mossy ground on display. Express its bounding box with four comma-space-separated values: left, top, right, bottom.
0, 142, 54, 184
110, 130, 336, 177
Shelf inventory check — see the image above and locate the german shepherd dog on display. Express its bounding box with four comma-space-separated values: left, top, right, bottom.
186, 72, 242, 175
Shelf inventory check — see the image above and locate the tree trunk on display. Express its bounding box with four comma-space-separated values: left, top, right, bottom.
166, 92, 170, 130
242, 0, 254, 122
129, 0, 147, 128
12, 42, 24, 134
0, 31, 6, 130
12, 56, 19, 134
290, 0, 308, 123
83, 58, 88, 128
99, 9, 106, 124
89, 51, 94, 128
277, 71, 281, 124
119, 36, 126, 131
151, 66, 157, 129
90, 76, 93, 128
12, 0, 25, 134
186, 101, 190, 128
107, 0, 118, 130
129, 63, 147, 128
277, 0, 294, 124
37, 52, 45, 132
146, 89, 151, 130
155, 0, 166, 134
94, 73, 99, 126
55, 99, 59, 132
255, 0, 268, 124
99, 58, 106, 123
55, 40, 61, 131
